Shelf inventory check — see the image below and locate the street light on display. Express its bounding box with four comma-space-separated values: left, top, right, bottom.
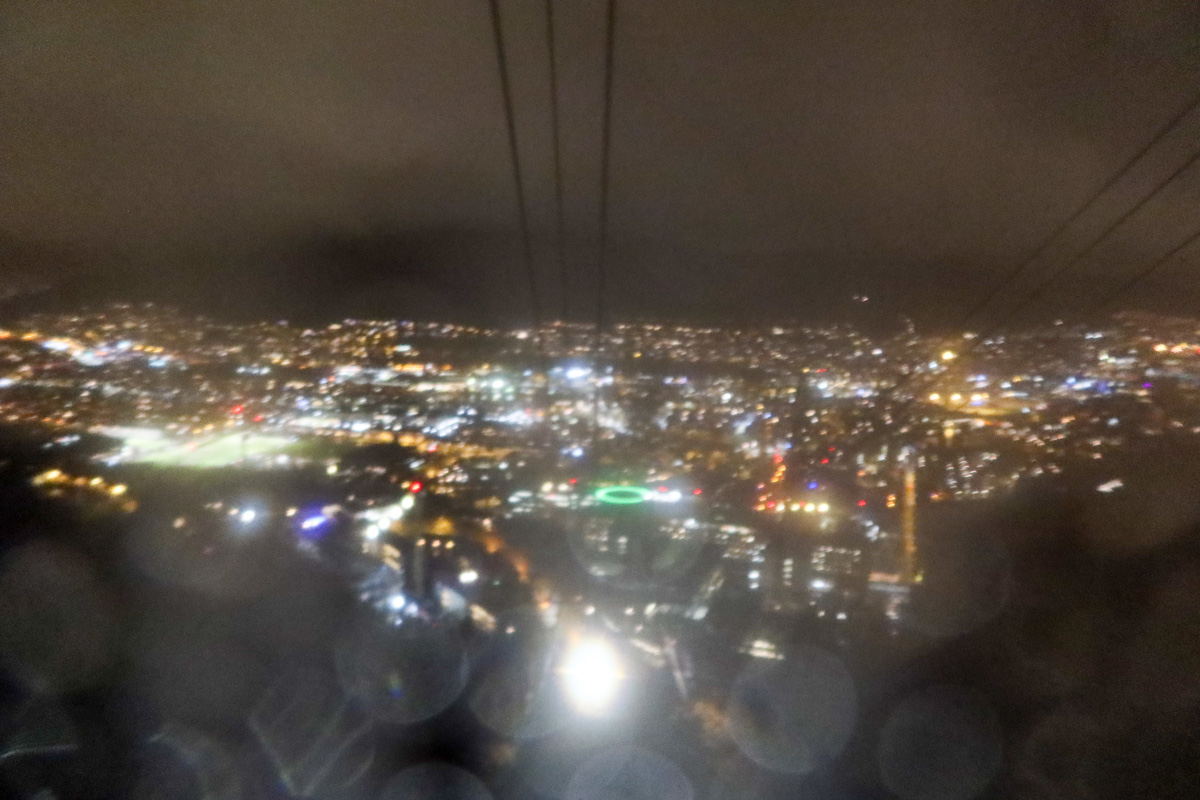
559, 637, 623, 716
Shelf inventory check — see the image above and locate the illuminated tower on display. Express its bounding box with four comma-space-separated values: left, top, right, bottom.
900, 446, 918, 584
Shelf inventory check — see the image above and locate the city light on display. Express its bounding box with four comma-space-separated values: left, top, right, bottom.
459, 569, 479, 585
560, 637, 623, 716
239, 509, 257, 524
594, 485, 652, 505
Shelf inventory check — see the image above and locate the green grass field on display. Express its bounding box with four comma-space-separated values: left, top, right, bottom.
128, 433, 297, 467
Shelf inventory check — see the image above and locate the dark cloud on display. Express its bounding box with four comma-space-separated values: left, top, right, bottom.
2, 0, 1199, 326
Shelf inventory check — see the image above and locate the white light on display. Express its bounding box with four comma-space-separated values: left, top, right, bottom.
363, 524, 381, 540
817, 502, 830, 513
239, 509, 257, 524
560, 638, 623, 716
399, 494, 415, 510
388, 594, 406, 610
459, 569, 479, 585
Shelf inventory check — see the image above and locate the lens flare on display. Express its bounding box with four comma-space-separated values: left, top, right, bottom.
559, 638, 623, 716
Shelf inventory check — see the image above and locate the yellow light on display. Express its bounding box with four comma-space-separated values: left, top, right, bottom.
941, 350, 956, 361
929, 393, 940, 402
559, 638, 623, 716
109, 484, 127, 496
804, 503, 816, 513
1154, 343, 1168, 352
817, 502, 830, 513
950, 393, 963, 403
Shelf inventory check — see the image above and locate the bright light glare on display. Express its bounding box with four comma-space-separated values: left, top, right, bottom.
300, 515, 326, 530
560, 638, 623, 716
363, 524, 381, 540
459, 569, 479, 585
239, 509, 257, 524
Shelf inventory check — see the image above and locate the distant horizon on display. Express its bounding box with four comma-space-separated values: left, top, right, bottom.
6, 294, 1199, 338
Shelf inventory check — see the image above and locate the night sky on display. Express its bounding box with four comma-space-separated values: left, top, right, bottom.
3, 0, 1200, 327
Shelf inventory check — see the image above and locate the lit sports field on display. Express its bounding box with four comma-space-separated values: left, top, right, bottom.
124, 432, 297, 467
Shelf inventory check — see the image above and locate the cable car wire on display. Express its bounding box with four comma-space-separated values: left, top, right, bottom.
545, 0, 567, 321
488, 0, 543, 326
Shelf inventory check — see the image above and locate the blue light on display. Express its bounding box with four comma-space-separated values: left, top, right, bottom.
808, 481, 818, 490
300, 515, 327, 530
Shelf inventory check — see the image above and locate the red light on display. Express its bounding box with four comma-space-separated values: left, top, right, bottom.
657, 485, 668, 492
828, 447, 835, 452
569, 478, 577, 484
253, 414, 264, 423
410, 481, 422, 493
857, 499, 867, 507
693, 488, 702, 495
231, 405, 243, 415
766, 501, 776, 509
821, 458, 829, 464
773, 454, 783, 463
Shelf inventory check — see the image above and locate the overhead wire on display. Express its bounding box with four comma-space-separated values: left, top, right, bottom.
928, 224, 1200, 420
938, 219, 1200, 419
957, 91, 1200, 332
488, 0, 543, 326
591, 0, 617, 445
1088, 224, 1200, 314
545, 0, 567, 321
883, 93, 1200, 412
594, 0, 617, 338
974, 144, 1200, 337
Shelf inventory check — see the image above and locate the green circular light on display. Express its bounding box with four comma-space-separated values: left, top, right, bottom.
594, 485, 652, 505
